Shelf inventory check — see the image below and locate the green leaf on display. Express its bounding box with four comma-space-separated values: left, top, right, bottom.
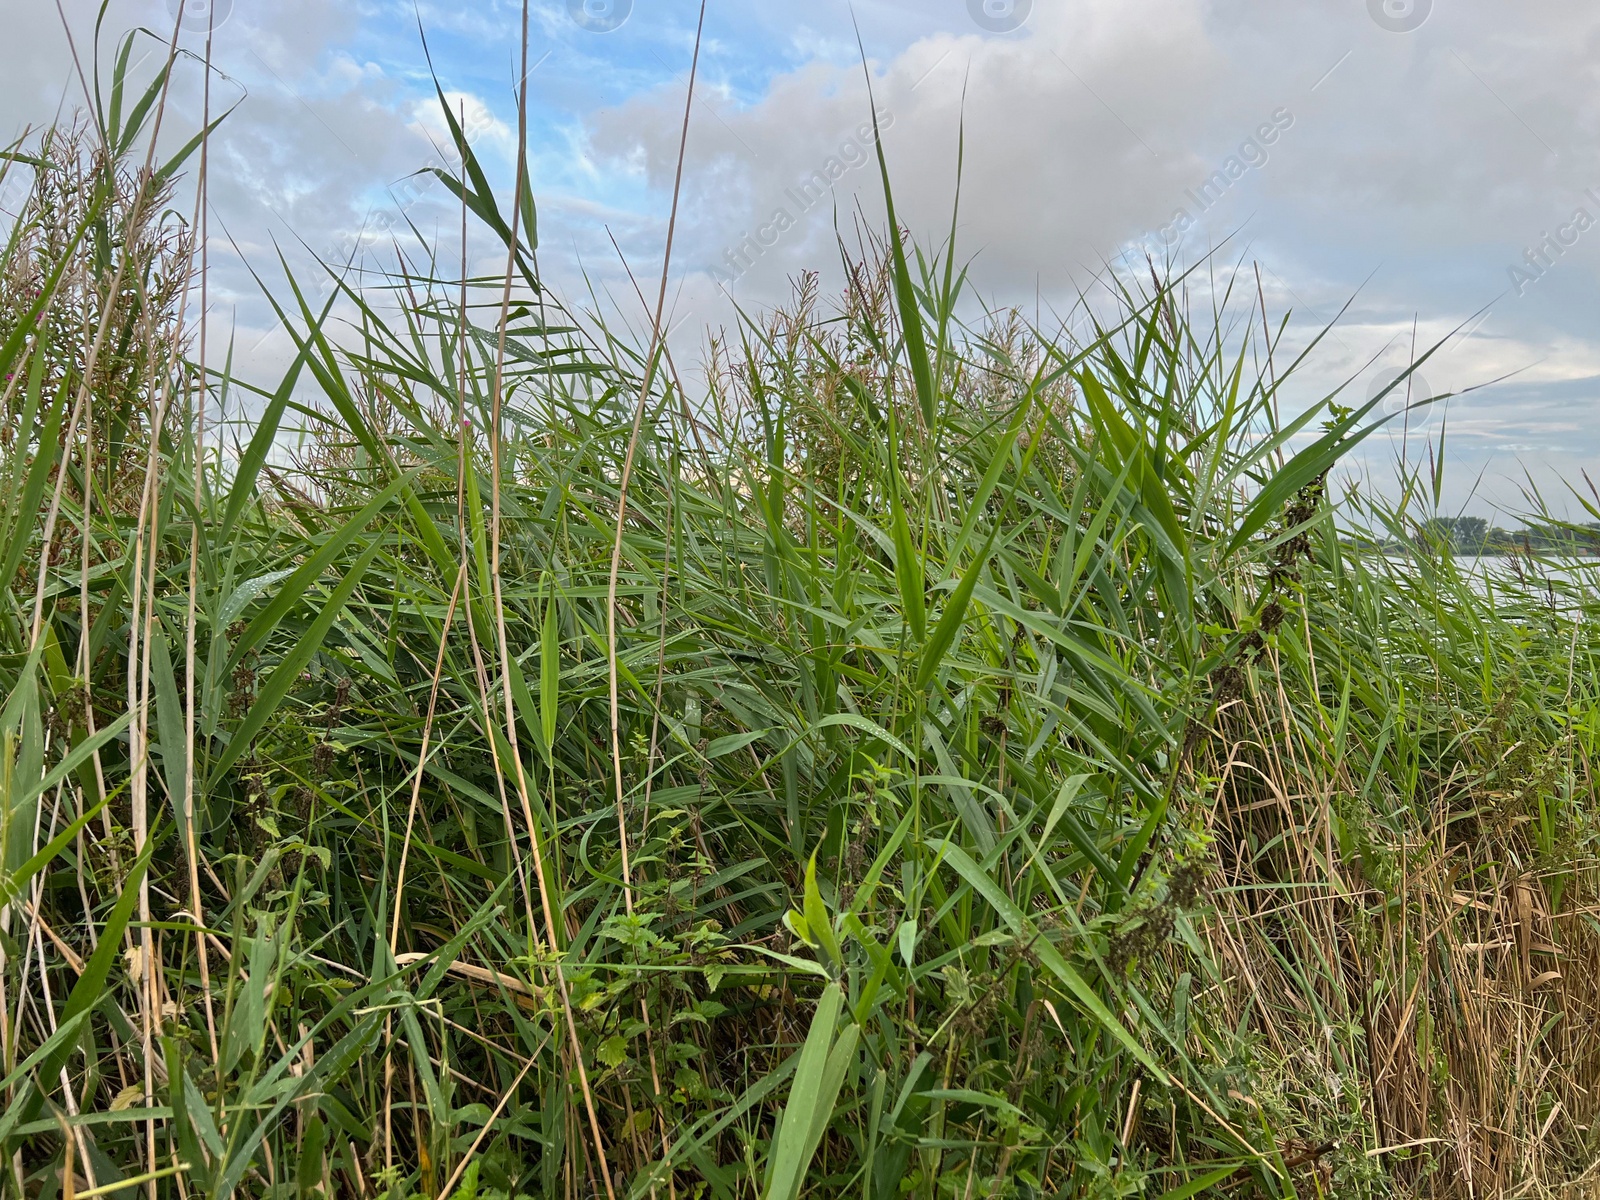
762, 983, 849, 1200
0, 789, 110, 908
916, 532, 994, 690
15, 820, 160, 1135
0, 380, 65, 590
706, 730, 769, 759
932, 839, 1166, 1081
890, 481, 926, 646
208, 534, 386, 784
0, 710, 129, 886
856, 60, 934, 428
1020, 773, 1121, 890
803, 852, 842, 971
1155, 1166, 1240, 1199
222, 470, 416, 679
897, 920, 916, 968
540, 581, 559, 754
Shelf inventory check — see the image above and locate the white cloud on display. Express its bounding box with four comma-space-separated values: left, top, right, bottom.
408, 90, 513, 158
9, 0, 1600, 514
561, 0, 1600, 511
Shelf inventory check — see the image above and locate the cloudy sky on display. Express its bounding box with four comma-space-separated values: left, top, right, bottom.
6, 0, 1600, 517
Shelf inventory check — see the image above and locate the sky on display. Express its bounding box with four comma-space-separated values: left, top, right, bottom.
5, 0, 1600, 520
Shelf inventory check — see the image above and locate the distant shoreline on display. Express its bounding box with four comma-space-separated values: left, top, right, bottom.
1347, 517, 1600, 558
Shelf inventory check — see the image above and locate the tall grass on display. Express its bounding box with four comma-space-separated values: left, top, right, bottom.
5, 18, 1600, 1200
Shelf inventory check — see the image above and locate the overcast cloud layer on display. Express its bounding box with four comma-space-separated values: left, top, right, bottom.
6, 1, 1600, 517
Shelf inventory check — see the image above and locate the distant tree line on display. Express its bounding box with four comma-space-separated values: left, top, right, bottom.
1354, 515, 1600, 556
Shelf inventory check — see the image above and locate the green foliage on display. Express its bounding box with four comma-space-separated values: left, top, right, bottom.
5, 34, 1600, 1200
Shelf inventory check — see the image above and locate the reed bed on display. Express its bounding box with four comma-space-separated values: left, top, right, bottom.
3, 16, 1600, 1200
